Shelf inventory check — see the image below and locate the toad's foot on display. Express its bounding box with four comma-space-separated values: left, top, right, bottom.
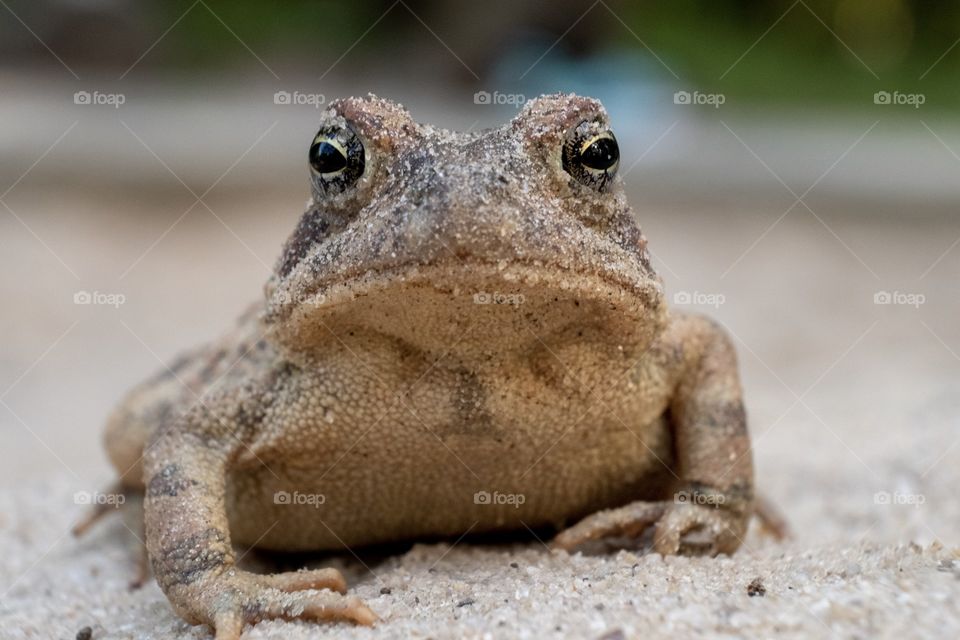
173, 568, 376, 640
552, 500, 747, 556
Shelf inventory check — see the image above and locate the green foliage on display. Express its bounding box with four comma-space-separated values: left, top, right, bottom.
148, 0, 960, 106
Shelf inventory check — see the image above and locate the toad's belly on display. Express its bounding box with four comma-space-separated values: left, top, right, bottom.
226, 411, 674, 550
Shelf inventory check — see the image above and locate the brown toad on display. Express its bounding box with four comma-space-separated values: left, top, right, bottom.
78, 94, 760, 638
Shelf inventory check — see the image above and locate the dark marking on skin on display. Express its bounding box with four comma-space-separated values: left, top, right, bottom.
683, 480, 754, 513
147, 464, 197, 498
144, 401, 176, 432
661, 340, 685, 366
400, 146, 431, 176
696, 401, 747, 434
438, 368, 497, 437
154, 527, 228, 589
455, 368, 488, 426
612, 216, 654, 274
241, 602, 263, 622
232, 393, 268, 434
278, 210, 332, 278
196, 348, 229, 386
261, 362, 298, 400
144, 351, 197, 386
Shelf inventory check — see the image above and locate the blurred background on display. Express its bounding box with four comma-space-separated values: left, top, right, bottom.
2, 0, 959, 544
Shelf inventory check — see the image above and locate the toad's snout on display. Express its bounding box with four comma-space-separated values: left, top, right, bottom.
387, 159, 535, 264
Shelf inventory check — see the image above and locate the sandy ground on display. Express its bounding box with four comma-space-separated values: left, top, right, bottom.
2, 117, 960, 637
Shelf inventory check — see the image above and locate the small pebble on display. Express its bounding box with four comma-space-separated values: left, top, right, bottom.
747, 577, 766, 597
76, 628, 93, 640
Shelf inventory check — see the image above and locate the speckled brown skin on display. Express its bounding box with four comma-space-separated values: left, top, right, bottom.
98, 94, 753, 637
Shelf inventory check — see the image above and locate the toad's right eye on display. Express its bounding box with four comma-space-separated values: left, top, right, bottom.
561, 121, 619, 191
309, 125, 365, 194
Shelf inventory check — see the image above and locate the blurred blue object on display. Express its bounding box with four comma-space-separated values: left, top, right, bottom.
491, 42, 674, 138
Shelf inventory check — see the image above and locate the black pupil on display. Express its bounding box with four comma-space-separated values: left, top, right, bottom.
580, 137, 619, 171
310, 141, 347, 173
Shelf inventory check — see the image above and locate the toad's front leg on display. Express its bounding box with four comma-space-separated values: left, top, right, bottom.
144, 403, 376, 639
554, 313, 754, 556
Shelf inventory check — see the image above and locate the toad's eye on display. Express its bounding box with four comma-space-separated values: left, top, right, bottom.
562, 123, 620, 191
309, 125, 365, 194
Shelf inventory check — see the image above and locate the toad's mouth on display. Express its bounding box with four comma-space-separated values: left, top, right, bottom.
266, 260, 665, 361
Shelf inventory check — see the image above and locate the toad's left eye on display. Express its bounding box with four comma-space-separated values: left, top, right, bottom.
562, 123, 620, 191
309, 124, 365, 194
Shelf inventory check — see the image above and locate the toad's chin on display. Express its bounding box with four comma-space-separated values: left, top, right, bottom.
264, 260, 666, 362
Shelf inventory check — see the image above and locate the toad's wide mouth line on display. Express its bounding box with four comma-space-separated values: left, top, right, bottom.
269, 258, 662, 318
